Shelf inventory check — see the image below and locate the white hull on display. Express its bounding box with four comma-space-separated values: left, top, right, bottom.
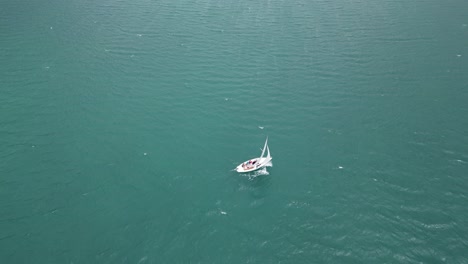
235, 138, 272, 173
235, 157, 272, 173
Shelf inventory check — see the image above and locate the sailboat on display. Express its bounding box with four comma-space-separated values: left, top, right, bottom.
235, 137, 272, 173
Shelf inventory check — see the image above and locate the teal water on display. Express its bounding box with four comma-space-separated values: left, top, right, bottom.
1, 0, 468, 263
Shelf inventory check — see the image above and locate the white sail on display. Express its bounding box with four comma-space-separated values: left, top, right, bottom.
260, 137, 268, 158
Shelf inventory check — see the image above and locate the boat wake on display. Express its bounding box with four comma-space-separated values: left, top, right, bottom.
254, 167, 269, 176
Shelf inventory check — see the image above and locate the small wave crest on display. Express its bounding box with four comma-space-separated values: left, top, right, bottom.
239, 165, 272, 180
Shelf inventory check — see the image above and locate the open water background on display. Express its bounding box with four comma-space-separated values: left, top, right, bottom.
1, 0, 468, 263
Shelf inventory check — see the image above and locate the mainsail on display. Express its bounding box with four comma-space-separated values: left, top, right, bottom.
260, 137, 268, 158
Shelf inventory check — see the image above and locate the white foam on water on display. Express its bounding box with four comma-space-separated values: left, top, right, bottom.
238, 167, 270, 180
258, 126, 264, 129
137, 256, 148, 264
249, 167, 270, 179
